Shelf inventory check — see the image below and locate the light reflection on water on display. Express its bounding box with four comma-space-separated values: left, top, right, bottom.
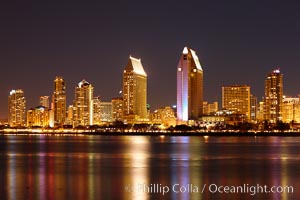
0, 135, 299, 199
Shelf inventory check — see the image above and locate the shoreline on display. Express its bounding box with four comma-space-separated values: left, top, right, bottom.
1, 130, 300, 137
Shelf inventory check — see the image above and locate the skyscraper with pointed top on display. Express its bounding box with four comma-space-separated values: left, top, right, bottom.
177, 47, 203, 124
123, 56, 147, 121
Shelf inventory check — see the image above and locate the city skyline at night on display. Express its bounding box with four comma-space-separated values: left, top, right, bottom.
1, 1, 300, 119
1, 2, 300, 200
2, 53, 300, 124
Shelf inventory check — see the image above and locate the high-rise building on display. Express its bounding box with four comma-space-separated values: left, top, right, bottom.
27, 106, 50, 127
40, 96, 50, 108
177, 47, 203, 123
123, 56, 147, 121
282, 96, 300, 123
93, 96, 102, 125
8, 89, 26, 127
112, 97, 124, 122
100, 102, 112, 123
250, 95, 257, 121
264, 69, 283, 123
222, 85, 251, 120
73, 80, 94, 126
66, 105, 74, 126
52, 76, 66, 126
256, 101, 265, 121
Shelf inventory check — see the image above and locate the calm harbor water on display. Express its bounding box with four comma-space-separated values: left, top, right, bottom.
0, 135, 299, 200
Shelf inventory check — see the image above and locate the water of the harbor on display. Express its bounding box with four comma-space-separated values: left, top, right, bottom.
0, 135, 299, 200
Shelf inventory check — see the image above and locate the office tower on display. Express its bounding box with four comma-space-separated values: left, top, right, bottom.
40, 96, 50, 108
27, 106, 50, 127
8, 89, 26, 127
66, 105, 74, 126
256, 101, 265, 121
73, 80, 94, 126
250, 95, 257, 121
264, 69, 283, 123
123, 56, 147, 121
282, 96, 300, 123
222, 85, 251, 120
100, 102, 112, 123
93, 96, 102, 125
112, 97, 124, 121
177, 47, 203, 124
52, 76, 66, 126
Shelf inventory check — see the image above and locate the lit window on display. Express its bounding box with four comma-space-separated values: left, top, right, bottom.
178, 68, 182, 71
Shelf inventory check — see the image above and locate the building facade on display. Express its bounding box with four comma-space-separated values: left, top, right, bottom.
123, 56, 147, 122
264, 69, 283, 123
40, 96, 50, 108
27, 106, 50, 127
250, 95, 257, 122
73, 80, 94, 126
100, 102, 112, 123
222, 85, 251, 120
177, 47, 203, 124
52, 76, 66, 126
203, 101, 218, 115
112, 97, 124, 122
282, 96, 300, 123
8, 89, 26, 127
93, 96, 102, 125
151, 106, 176, 127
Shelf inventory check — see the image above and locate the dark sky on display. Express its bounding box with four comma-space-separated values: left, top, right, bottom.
1, 0, 300, 118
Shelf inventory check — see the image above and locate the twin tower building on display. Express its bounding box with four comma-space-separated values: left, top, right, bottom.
123, 46, 204, 125
8, 47, 203, 127
52, 46, 204, 126
123, 46, 204, 124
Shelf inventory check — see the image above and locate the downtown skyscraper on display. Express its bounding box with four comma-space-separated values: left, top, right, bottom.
222, 85, 251, 120
8, 89, 26, 127
177, 47, 203, 124
73, 79, 94, 126
264, 69, 283, 123
52, 76, 66, 126
123, 56, 147, 122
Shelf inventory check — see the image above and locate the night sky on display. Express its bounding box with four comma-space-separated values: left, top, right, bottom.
1, 1, 300, 119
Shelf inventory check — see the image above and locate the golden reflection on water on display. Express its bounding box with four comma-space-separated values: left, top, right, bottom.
2, 135, 300, 200
124, 136, 150, 200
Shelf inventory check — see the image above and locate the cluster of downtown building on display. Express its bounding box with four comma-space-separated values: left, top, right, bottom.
6, 47, 298, 131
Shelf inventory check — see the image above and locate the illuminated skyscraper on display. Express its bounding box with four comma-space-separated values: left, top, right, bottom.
222, 85, 251, 120
177, 47, 203, 123
52, 76, 66, 126
100, 102, 112, 123
8, 89, 26, 127
112, 97, 124, 121
40, 96, 50, 108
73, 79, 94, 126
282, 96, 300, 123
123, 56, 147, 121
264, 69, 283, 123
250, 95, 257, 121
93, 96, 102, 125
27, 106, 50, 127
